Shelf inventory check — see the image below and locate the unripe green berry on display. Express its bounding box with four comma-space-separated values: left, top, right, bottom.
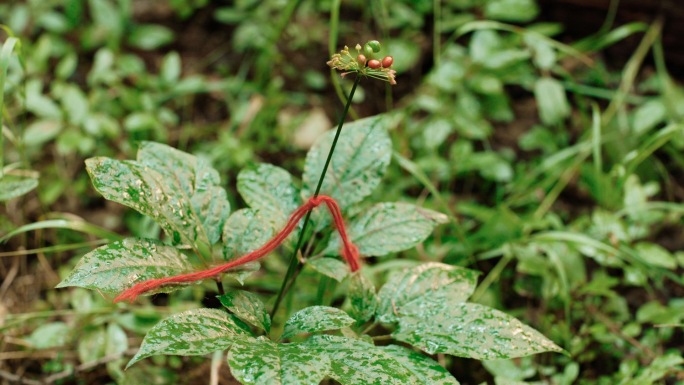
363, 43, 374, 57
367, 59, 381, 69
367, 40, 381, 53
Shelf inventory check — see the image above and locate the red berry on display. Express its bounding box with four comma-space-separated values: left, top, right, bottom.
368, 59, 381, 69
357, 54, 367, 65
382, 56, 393, 67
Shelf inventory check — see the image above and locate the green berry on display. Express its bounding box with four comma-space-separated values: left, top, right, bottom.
367, 40, 381, 53
363, 43, 374, 57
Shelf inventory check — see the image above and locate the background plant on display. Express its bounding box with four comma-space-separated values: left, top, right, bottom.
1, 0, 683, 384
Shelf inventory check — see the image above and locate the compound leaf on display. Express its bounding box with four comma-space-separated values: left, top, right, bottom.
381, 345, 460, 385
377, 262, 479, 323
222, 209, 277, 260
227, 337, 329, 385
237, 163, 301, 227
218, 291, 271, 333
348, 272, 378, 323
394, 301, 564, 360
281, 306, 354, 340
127, 308, 250, 368
303, 335, 426, 385
303, 116, 391, 209
137, 141, 230, 245
85, 157, 212, 261
57, 238, 194, 295
325, 202, 448, 257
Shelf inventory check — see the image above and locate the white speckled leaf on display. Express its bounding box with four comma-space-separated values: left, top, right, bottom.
56, 238, 195, 295
237, 163, 301, 227
281, 306, 355, 340
394, 301, 564, 360
348, 272, 378, 323
137, 142, 231, 246
218, 291, 271, 333
308, 257, 350, 282
303, 116, 391, 209
325, 202, 448, 257
227, 337, 329, 385
304, 335, 425, 385
85, 157, 213, 261
0, 176, 39, 201
127, 308, 250, 368
381, 345, 460, 385
377, 262, 479, 323
222, 209, 277, 260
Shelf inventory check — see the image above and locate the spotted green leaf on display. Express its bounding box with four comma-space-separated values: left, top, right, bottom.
0, 176, 39, 201
57, 238, 195, 295
127, 308, 250, 368
227, 337, 329, 385
238, 163, 301, 227
308, 257, 350, 282
303, 335, 426, 385
377, 262, 479, 323
137, 141, 230, 245
381, 345, 460, 385
306, 257, 349, 282
85, 157, 212, 261
281, 306, 355, 340
348, 272, 378, 323
222, 209, 277, 260
394, 301, 564, 360
325, 202, 448, 257
303, 116, 391, 209
218, 291, 271, 333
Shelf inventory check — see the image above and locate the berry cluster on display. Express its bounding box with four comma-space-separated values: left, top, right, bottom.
327, 40, 397, 85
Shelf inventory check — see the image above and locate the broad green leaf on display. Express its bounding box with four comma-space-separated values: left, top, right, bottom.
127, 308, 250, 368
222, 209, 277, 260
304, 335, 425, 385
160, 51, 181, 83
394, 301, 564, 359
85, 157, 212, 260
78, 326, 106, 364
227, 337, 329, 385
377, 262, 479, 323
348, 272, 378, 323
137, 141, 230, 246
106, 323, 129, 356
57, 238, 195, 295
308, 257, 350, 282
381, 345, 460, 385
0, 176, 39, 201
484, 0, 539, 22
218, 291, 271, 333
237, 163, 301, 227
24, 120, 62, 147
325, 202, 448, 257
303, 116, 391, 209
27, 322, 70, 349
281, 306, 355, 340
128, 24, 174, 50
634, 242, 677, 269
534, 77, 570, 126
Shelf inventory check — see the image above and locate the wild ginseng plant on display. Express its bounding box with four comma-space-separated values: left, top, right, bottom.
58, 41, 564, 384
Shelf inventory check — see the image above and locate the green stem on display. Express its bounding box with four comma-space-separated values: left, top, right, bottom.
270, 75, 361, 319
